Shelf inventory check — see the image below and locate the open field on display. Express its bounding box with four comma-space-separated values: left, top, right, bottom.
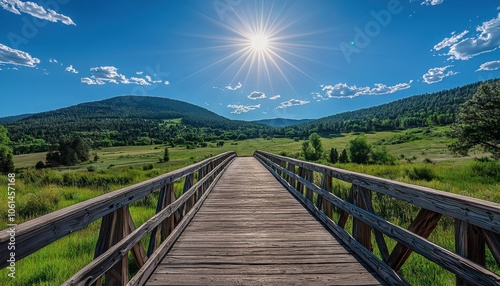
2, 126, 499, 285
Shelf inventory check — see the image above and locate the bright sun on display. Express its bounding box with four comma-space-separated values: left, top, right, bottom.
250, 34, 269, 52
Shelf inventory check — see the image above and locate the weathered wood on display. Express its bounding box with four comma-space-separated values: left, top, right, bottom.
481, 229, 500, 264
145, 158, 387, 286
256, 152, 500, 286
127, 210, 147, 269
387, 208, 442, 271
255, 150, 500, 234
305, 169, 314, 202
320, 174, 334, 218
130, 157, 234, 286
338, 189, 354, 228
455, 220, 486, 286
0, 151, 236, 269
352, 184, 373, 252
62, 154, 236, 286
286, 162, 296, 188
358, 186, 389, 262
255, 155, 408, 285
147, 185, 168, 257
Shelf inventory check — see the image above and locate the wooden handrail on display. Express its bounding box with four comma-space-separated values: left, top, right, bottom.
0, 151, 236, 278
254, 150, 500, 286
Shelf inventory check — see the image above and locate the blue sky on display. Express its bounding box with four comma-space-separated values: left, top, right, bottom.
1, 0, 500, 120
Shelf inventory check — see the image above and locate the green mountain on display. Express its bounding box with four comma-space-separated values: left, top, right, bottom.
0, 114, 33, 125
289, 79, 499, 134
5, 95, 266, 153
253, 118, 314, 127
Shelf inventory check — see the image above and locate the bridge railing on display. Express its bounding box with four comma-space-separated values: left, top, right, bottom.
254, 150, 500, 286
0, 151, 236, 286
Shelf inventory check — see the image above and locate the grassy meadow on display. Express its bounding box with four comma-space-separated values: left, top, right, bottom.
1, 126, 499, 285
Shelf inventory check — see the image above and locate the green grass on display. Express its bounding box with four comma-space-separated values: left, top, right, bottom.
2, 127, 499, 285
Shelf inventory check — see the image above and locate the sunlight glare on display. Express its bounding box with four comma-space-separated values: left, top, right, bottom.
250, 34, 269, 52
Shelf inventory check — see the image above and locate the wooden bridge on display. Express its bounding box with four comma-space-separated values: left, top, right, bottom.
1, 151, 500, 285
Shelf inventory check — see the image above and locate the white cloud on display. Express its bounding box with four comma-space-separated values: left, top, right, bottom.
164, 80, 170, 85
129, 77, 149, 85
0, 0, 75, 25
422, 65, 458, 84
81, 77, 102, 85
433, 31, 469, 51
81, 66, 166, 86
319, 81, 412, 99
226, 82, 242, 91
0, 43, 40, 67
476, 60, 500, 71
277, 99, 310, 109
269, 95, 281, 100
49, 58, 58, 63
227, 104, 261, 114
435, 13, 500, 60
247, 91, 266, 100
145, 75, 162, 84
136, 71, 143, 75
421, 0, 443, 5
65, 65, 78, 74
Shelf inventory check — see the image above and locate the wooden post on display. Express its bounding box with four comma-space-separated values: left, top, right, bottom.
455, 220, 485, 286
320, 174, 333, 218
287, 162, 296, 188
161, 183, 176, 240
93, 206, 130, 286
296, 167, 305, 196
387, 208, 442, 271
305, 169, 314, 203
147, 184, 168, 256
352, 184, 372, 252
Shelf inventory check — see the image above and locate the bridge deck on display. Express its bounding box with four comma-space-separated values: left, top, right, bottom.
146, 157, 386, 285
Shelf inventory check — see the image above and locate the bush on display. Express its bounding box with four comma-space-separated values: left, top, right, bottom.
348, 135, 371, 164
87, 165, 97, 172
35, 161, 45, 169
404, 167, 436, 181
370, 147, 396, 165
470, 160, 500, 180
142, 163, 154, 171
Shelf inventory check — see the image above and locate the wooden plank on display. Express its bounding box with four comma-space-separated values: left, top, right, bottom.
257, 153, 500, 286
128, 156, 234, 286
63, 155, 236, 286
455, 220, 486, 286
255, 151, 500, 234
256, 155, 409, 286
481, 229, 500, 264
358, 186, 390, 263
0, 151, 236, 269
387, 208, 442, 271
352, 184, 373, 252
145, 157, 386, 286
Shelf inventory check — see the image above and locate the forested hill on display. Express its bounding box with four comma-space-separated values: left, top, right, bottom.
253, 118, 314, 127
5, 96, 266, 152
289, 79, 500, 134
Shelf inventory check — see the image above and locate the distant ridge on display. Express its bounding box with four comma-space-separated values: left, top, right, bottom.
253, 118, 315, 127
0, 113, 32, 125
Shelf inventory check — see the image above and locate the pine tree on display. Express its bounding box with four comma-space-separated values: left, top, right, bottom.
329, 148, 339, 164
339, 149, 349, 163
449, 82, 500, 159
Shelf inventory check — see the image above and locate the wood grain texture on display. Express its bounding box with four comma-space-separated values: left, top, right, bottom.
145, 157, 386, 286
0, 152, 236, 269
256, 151, 500, 286
255, 151, 500, 234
